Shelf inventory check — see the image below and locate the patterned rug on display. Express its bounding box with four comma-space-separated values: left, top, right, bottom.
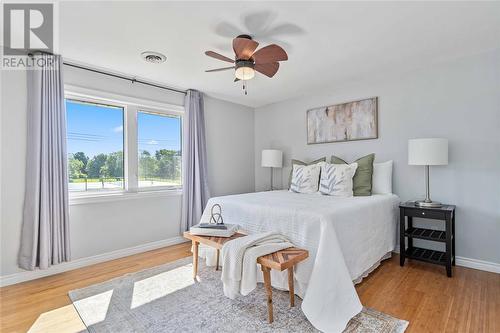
69, 257, 408, 332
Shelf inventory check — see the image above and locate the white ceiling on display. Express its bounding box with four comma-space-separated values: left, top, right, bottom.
60, 1, 500, 108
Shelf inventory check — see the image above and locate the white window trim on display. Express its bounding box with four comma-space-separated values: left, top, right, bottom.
65, 85, 184, 203
69, 189, 182, 206
64, 85, 184, 115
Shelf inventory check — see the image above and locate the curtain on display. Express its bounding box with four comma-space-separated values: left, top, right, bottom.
18, 54, 71, 270
181, 90, 210, 232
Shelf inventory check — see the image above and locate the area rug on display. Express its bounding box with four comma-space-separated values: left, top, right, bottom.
69, 257, 408, 333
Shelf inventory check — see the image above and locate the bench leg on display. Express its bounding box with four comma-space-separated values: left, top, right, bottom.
216, 249, 220, 271
193, 241, 199, 279
288, 267, 295, 307
261, 266, 273, 323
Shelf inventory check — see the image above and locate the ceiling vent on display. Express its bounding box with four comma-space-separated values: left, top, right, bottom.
141, 51, 166, 64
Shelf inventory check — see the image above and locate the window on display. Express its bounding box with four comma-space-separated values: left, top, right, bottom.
138, 111, 182, 188
66, 99, 124, 192
65, 88, 183, 196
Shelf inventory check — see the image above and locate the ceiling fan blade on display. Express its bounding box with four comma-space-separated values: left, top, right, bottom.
232, 37, 259, 60
205, 51, 234, 63
205, 66, 235, 72
255, 62, 280, 78
234, 78, 240, 82
252, 44, 288, 64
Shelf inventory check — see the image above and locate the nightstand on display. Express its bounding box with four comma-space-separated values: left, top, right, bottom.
399, 202, 456, 277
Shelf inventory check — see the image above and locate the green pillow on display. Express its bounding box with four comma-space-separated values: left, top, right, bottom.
332, 154, 375, 196
288, 157, 326, 189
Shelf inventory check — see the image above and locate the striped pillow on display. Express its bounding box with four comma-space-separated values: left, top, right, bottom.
290, 164, 322, 193
288, 157, 327, 189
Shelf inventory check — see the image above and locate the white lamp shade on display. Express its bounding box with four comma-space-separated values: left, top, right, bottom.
235, 66, 255, 80
261, 149, 283, 168
408, 138, 448, 165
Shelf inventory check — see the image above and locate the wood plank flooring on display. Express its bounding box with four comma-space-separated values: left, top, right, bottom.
0, 242, 498, 332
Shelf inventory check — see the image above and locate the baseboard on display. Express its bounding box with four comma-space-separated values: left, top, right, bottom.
393, 244, 500, 274
0, 236, 187, 287
455, 256, 500, 274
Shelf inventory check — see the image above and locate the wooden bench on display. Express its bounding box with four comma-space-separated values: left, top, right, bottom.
183, 231, 309, 323
183, 231, 247, 277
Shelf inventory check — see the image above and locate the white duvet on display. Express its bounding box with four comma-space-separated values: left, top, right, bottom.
198, 190, 400, 333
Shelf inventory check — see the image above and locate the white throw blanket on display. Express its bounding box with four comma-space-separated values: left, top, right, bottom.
221, 232, 293, 299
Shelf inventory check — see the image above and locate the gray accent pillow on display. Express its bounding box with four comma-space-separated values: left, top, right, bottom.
331, 153, 375, 196
288, 157, 327, 189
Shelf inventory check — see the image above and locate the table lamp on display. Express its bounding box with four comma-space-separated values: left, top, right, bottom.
261, 149, 283, 191
408, 138, 448, 207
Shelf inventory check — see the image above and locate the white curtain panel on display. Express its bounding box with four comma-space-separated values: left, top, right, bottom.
18, 54, 71, 270
181, 90, 210, 232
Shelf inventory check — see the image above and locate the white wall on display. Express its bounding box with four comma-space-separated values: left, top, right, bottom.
254, 49, 500, 265
205, 96, 255, 196
0, 65, 255, 278
2, 49, 498, 281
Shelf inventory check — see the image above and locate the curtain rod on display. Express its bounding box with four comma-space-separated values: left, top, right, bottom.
63, 62, 187, 95
28, 51, 187, 95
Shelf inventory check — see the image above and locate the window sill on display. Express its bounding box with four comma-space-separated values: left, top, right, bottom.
69, 189, 182, 206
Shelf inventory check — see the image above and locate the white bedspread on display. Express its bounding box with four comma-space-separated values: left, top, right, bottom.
199, 190, 400, 333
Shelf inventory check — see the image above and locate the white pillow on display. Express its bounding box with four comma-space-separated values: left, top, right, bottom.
319, 163, 358, 197
372, 160, 393, 194
289, 163, 322, 193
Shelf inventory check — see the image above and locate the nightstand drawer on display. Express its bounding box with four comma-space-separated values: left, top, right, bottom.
404, 208, 445, 220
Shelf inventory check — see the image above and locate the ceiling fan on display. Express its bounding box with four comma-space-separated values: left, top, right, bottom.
204, 34, 288, 94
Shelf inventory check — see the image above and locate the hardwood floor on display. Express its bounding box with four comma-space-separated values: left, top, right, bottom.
356, 256, 499, 332
1, 242, 498, 332
0, 242, 192, 333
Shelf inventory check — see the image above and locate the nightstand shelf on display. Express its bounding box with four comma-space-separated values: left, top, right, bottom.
406, 247, 447, 265
399, 202, 456, 277
404, 227, 447, 242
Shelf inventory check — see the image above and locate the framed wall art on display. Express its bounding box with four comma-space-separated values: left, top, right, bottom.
307, 97, 378, 144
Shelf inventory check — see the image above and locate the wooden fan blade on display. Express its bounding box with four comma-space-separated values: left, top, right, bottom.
205, 66, 235, 72
234, 78, 240, 82
232, 37, 259, 60
252, 44, 288, 64
205, 51, 234, 63
255, 62, 279, 78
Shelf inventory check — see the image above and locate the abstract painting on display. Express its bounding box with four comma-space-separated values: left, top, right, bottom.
307, 97, 378, 144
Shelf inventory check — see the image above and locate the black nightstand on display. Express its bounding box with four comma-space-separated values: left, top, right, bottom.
399, 202, 456, 277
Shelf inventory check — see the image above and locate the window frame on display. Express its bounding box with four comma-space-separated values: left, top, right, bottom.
65, 85, 184, 202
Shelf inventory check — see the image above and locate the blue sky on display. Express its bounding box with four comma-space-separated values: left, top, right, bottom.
66, 100, 181, 158
137, 111, 181, 154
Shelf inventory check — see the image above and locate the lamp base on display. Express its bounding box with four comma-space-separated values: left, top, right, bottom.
414, 200, 443, 208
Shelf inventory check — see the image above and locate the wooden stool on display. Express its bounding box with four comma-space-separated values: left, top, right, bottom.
257, 247, 309, 323
183, 231, 246, 278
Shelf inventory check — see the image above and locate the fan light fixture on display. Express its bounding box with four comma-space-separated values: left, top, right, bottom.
235, 66, 255, 80
235, 60, 255, 80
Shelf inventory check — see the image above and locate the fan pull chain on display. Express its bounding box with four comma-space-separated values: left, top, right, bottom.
242, 80, 248, 95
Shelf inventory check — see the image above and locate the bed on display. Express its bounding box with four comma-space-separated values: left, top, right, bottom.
198, 190, 400, 332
